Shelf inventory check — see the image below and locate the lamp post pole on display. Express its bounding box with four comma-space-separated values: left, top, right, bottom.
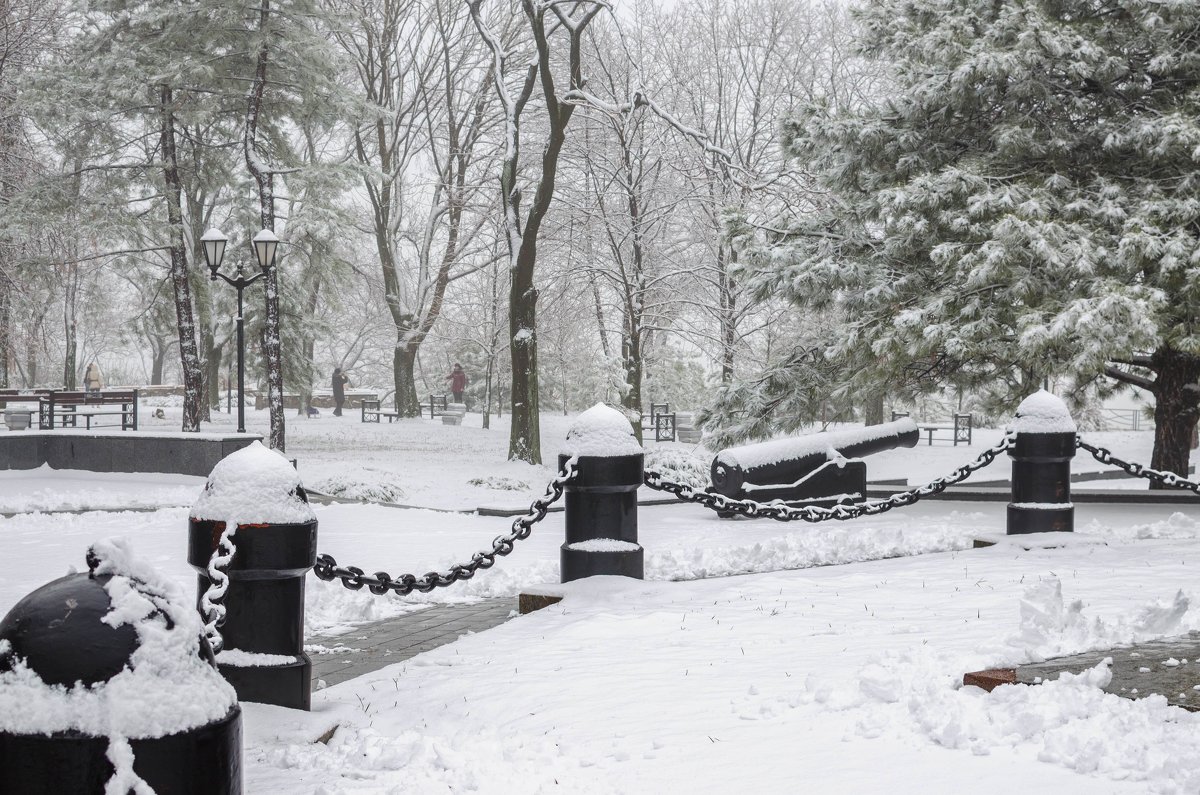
201, 228, 278, 434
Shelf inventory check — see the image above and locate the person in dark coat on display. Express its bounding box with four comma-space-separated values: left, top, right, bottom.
332, 367, 349, 416
446, 363, 468, 404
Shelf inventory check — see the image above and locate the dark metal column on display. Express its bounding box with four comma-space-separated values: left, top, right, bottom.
1007, 393, 1077, 535
559, 451, 645, 582
188, 517, 317, 709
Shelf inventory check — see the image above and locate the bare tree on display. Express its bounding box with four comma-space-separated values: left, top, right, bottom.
334, 0, 500, 417
468, 0, 606, 464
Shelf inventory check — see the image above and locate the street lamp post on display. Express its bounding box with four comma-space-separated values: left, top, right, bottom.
201, 228, 279, 434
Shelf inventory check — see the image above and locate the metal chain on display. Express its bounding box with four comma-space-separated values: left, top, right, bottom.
198, 524, 237, 655
1076, 438, 1200, 494
313, 458, 578, 596
643, 435, 1014, 522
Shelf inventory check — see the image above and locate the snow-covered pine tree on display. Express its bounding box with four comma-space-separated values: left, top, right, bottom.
739, 0, 1200, 482
33, 0, 245, 430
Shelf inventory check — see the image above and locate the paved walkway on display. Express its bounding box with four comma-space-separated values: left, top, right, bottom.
307, 598, 516, 688
1017, 633, 1200, 712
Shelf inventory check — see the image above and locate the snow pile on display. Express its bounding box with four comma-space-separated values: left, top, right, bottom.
560, 403, 642, 457
0, 537, 236, 738
1008, 578, 1190, 662
308, 468, 407, 503
1009, 390, 1077, 434
907, 659, 1200, 789
191, 441, 315, 524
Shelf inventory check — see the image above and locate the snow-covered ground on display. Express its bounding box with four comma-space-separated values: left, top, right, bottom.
2, 407, 1200, 792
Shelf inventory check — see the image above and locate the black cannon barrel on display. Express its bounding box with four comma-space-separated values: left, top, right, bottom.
710, 418, 919, 498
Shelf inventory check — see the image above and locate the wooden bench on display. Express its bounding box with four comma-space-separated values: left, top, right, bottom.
39, 390, 139, 430
892, 411, 972, 445
360, 399, 400, 423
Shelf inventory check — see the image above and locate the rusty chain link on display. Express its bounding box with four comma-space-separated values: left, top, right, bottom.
1076, 438, 1200, 495
313, 458, 578, 596
643, 435, 1014, 522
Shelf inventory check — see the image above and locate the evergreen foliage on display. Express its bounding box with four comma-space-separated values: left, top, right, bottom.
731, 0, 1200, 474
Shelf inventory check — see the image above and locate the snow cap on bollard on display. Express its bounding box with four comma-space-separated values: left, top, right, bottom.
1009, 389, 1077, 435
0, 538, 241, 793
191, 440, 315, 524
1006, 390, 1077, 536
561, 403, 643, 457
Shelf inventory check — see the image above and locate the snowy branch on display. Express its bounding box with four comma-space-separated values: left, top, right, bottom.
1104, 364, 1156, 392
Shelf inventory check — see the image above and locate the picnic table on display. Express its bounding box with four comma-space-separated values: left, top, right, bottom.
891, 411, 972, 445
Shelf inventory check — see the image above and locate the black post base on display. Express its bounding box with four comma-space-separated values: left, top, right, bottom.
1006, 505, 1073, 535
0, 705, 242, 794
218, 656, 312, 711
561, 544, 644, 582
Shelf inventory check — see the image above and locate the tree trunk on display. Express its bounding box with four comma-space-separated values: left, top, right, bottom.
863, 392, 885, 426
297, 273, 321, 416
395, 342, 420, 414
718, 246, 737, 383
622, 331, 642, 414
245, 0, 285, 451
61, 262, 78, 390
203, 341, 221, 408
0, 280, 9, 388
1149, 347, 1200, 488
508, 277, 540, 463
159, 84, 204, 432
482, 354, 493, 430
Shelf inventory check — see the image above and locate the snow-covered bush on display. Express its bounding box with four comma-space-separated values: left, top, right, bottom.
644, 448, 711, 490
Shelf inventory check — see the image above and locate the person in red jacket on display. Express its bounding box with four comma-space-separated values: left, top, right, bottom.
446, 362, 468, 404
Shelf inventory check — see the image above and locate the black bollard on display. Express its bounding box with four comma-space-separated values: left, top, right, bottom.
0, 541, 241, 794
559, 404, 645, 583
1007, 390, 1077, 535
188, 441, 317, 710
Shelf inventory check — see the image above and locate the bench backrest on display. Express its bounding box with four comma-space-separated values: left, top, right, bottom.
47, 390, 138, 406
0, 394, 46, 405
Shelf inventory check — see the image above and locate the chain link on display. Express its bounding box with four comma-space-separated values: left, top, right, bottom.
1076, 438, 1200, 494
644, 436, 1014, 522
198, 523, 237, 655
313, 458, 578, 596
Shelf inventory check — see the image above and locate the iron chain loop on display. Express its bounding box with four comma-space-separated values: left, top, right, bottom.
313, 458, 579, 596
1076, 438, 1200, 495
198, 524, 237, 655
643, 435, 1015, 522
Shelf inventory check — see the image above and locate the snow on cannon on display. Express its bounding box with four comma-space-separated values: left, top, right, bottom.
0, 538, 242, 794
709, 418, 920, 514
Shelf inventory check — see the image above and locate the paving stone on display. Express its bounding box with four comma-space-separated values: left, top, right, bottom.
1015, 632, 1200, 711
308, 598, 515, 686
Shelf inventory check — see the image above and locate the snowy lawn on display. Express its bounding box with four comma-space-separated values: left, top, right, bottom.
2, 409, 1200, 791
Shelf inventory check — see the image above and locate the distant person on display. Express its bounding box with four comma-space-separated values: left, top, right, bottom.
332, 367, 350, 416
446, 362, 468, 404
83, 362, 103, 396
